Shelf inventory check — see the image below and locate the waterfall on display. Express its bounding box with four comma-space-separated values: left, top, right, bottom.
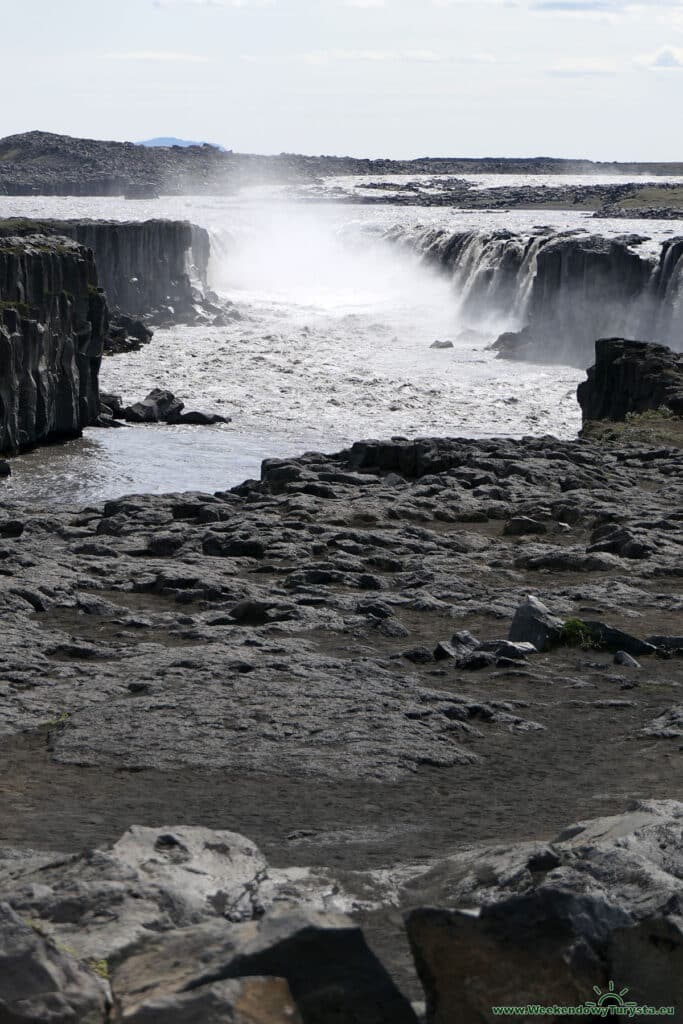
387, 224, 683, 366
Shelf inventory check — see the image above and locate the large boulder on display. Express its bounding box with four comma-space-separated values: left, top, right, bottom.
123, 388, 184, 424
0, 825, 361, 965
122, 389, 229, 425
508, 595, 563, 651
577, 337, 683, 423
404, 800, 683, 1022
407, 891, 623, 1022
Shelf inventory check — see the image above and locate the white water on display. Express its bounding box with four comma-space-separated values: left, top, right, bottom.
1, 186, 680, 504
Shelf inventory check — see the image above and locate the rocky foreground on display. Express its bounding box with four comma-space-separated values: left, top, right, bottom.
0, 430, 682, 1018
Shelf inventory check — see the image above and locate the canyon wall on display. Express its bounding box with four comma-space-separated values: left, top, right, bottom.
0, 233, 106, 452
0, 219, 209, 318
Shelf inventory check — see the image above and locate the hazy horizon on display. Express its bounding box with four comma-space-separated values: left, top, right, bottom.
6, 127, 683, 165
4, 0, 683, 162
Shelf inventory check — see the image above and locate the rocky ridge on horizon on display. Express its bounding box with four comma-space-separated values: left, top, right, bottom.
2, 130, 683, 198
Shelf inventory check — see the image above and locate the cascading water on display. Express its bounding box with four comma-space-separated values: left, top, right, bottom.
389, 223, 683, 364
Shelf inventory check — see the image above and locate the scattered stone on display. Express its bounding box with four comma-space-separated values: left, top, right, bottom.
649, 636, 683, 655
0, 519, 23, 538
402, 647, 435, 665
614, 651, 641, 668
479, 640, 537, 660
583, 621, 656, 657
508, 595, 563, 651
640, 706, 683, 738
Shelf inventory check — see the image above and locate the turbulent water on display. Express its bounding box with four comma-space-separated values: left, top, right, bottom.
1, 182, 681, 504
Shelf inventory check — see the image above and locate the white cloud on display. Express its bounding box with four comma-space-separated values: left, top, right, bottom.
241, 48, 445, 64
635, 45, 683, 69
343, 0, 386, 6
546, 56, 622, 74
153, 0, 275, 8
104, 50, 213, 62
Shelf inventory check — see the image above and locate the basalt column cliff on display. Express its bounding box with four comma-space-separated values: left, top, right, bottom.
0, 233, 106, 453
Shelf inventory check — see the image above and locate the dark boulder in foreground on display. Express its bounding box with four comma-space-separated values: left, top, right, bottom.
578, 337, 683, 423
405, 799, 683, 1021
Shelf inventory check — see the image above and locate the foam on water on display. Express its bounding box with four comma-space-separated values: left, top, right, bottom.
0, 186, 679, 504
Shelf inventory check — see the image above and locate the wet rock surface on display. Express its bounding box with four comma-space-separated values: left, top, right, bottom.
0, 431, 680, 818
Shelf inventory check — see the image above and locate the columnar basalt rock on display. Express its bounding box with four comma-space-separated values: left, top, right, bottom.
577, 338, 683, 423
0, 219, 210, 320
0, 233, 106, 453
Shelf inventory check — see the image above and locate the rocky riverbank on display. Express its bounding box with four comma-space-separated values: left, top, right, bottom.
309, 176, 683, 217
0, 423, 681, 1016
2, 800, 681, 1021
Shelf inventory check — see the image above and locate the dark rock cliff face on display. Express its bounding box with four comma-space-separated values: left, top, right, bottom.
0, 219, 209, 318
0, 234, 106, 453
490, 236, 656, 367
577, 338, 683, 423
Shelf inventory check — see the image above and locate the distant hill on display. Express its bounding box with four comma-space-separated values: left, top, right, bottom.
2, 130, 683, 197
138, 137, 227, 152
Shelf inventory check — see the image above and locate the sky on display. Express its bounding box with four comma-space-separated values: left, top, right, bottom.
4, 0, 683, 160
